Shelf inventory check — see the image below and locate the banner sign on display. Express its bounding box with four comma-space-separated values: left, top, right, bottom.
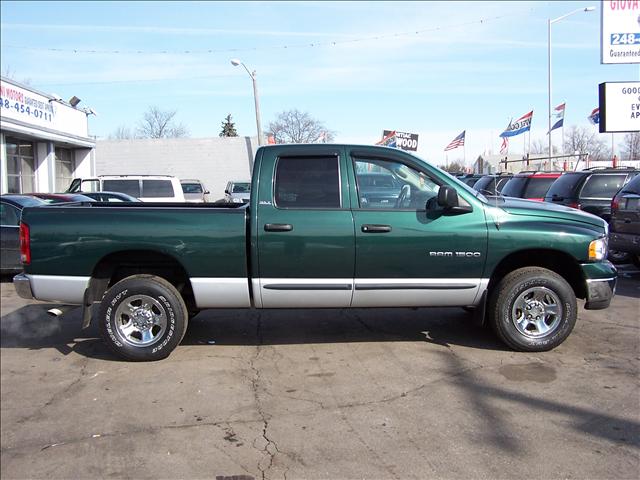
601, 0, 640, 64
499, 111, 533, 137
376, 130, 397, 148
598, 81, 640, 132
383, 130, 419, 151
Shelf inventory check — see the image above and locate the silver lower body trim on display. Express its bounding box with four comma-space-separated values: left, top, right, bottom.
27, 274, 90, 304
191, 277, 251, 308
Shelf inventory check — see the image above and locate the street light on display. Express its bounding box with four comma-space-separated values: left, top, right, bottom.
231, 58, 264, 146
548, 6, 595, 160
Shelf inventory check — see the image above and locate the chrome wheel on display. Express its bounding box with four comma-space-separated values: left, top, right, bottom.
511, 287, 562, 338
114, 294, 167, 347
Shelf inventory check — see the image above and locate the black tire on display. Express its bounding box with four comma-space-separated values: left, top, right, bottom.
608, 250, 632, 265
98, 274, 188, 361
488, 267, 577, 352
631, 254, 640, 269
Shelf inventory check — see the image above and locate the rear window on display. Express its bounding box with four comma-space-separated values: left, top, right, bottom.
501, 177, 527, 197
473, 176, 496, 194
620, 174, 640, 195
581, 174, 628, 199
275, 156, 340, 208
103, 180, 141, 197
524, 177, 558, 198
232, 183, 251, 193
142, 180, 174, 198
544, 172, 584, 199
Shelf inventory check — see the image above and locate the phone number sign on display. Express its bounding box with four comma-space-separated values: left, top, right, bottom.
601, 0, 640, 64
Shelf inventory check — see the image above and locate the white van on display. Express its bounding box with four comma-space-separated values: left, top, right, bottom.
67, 175, 185, 202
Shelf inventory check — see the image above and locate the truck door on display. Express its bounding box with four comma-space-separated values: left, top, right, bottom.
254, 147, 355, 308
347, 149, 488, 308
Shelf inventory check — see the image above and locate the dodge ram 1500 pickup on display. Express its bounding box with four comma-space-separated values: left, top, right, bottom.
14, 144, 617, 361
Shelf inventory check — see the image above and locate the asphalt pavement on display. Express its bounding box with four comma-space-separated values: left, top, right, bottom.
1, 268, 639, 479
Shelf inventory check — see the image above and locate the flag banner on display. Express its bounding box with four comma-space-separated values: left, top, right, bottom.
500, 136, 509, 155
549, 102, 565, 132
376, 130, 397, 148
500, 111, 533, 137
444, 130, 465, 151
588, 107, 600, 125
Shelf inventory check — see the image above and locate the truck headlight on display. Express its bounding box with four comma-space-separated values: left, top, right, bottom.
589, 237, 608, 261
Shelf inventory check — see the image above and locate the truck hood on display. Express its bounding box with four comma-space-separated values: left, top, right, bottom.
488, 196, 606, 230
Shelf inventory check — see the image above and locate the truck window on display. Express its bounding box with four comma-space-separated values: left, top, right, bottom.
274, 156, 341, 208
142, 180, 175, 198
103, 180, 141, 197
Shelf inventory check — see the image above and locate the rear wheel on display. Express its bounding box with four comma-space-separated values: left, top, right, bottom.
488, 267, 577, 352
98, 274, 188, 361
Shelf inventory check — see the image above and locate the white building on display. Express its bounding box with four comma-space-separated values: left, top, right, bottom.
0, 76, 95, 194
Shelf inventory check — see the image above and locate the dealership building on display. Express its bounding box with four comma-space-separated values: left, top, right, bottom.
0, 76, 96, 194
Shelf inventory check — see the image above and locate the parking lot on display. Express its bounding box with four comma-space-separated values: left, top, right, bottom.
1, 269, 638, 480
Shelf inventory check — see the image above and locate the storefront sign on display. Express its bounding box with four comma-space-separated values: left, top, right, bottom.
598, 81, 640, 132
601, 0, 640, 64
383, 130, 419, 151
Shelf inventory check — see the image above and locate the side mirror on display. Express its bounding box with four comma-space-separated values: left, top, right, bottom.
204, 190, 210, 195
437, 185, 459, 208
224, 189, 230, 194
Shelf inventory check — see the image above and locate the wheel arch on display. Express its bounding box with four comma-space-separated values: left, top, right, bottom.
488, 249, 586, 300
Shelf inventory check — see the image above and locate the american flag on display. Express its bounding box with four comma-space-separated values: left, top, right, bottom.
500, 136, 509, 155
444, 130, 465, 151
588, 108, 600, 125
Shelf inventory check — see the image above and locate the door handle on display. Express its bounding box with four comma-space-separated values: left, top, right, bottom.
264, 223, 293, 232
361, 224, 392, 233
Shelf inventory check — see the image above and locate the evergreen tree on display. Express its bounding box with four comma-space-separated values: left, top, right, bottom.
219, 114, 238, 137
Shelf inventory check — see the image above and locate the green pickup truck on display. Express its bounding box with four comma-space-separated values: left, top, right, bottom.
14, 144, 616, 361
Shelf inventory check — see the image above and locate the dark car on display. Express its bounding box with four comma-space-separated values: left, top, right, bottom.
1, 195, 46, 273
501, 171, 563, 201
457, 174, 484, 187
544, 167, 639, 221
608, 174, 640, 267
356, 172, 404, 208
28, 193, 96, 204
81, 191, 142, 202
472, 173, 514, 196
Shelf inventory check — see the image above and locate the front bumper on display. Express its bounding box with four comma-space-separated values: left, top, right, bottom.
581, 261, 617, 310
13, 273, 33, 300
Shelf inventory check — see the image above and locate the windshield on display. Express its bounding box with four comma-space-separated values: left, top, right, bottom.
181, 183, 203, 194
232, 183, 251, 193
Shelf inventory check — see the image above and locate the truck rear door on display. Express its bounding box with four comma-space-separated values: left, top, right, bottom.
254, 147, 355, 308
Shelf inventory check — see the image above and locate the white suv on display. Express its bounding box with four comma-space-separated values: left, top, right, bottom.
67, 175, 185, 202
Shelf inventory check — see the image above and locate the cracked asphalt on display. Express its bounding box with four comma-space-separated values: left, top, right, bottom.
1, 268, 639, 480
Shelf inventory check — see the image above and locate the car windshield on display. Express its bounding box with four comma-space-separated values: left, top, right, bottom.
232, 183, 251, 193
182, 183, 203, 194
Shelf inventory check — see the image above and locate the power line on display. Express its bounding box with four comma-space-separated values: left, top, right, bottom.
3, 13, 523, 56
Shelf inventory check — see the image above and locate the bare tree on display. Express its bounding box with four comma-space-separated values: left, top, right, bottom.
563, 126, 607, 161
530, 139, 559, 156
108, 125, 135, 140
619, 132, 640, 160
136, 106, 189, 139
267, 109, 335, 144
2, 65, 31, 85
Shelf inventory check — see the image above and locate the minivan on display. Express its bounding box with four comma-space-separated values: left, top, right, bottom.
67, 175, 185, 202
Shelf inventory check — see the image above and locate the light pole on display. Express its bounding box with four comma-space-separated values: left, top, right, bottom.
548, 6, 595, 160
231, 59, 264, 146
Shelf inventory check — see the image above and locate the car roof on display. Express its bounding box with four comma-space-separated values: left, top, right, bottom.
1, 194, 47, 208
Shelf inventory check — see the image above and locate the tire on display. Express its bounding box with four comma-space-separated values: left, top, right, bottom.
632, 254, 640, 269
608, 250, 632, 265
98, 274, 188, 361
488, 267, 577, 352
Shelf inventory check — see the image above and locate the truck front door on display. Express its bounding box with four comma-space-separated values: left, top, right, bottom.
254, 148, 355, 308
347, 149, 489, 308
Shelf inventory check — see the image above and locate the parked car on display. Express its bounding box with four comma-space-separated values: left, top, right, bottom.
224, 181, 251, 204
456, 174, 484, 187
472, 173, 514, 196
28, 193, 96, 204
180, 179, 210, 203
67, 175, 186, 202
356, 172, 404, 207
1, 195, 46, 273
608, 174, 640, 267
501, 171, 563, 201
544, 167, 639, 221
81, 191, 142, 202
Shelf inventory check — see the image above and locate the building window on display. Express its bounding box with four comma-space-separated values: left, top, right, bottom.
55, 147, 75, 191
6, 137, 35, 193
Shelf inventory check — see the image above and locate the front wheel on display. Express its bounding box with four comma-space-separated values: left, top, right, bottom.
488, 267, 577, 352
98, 275, 188, 361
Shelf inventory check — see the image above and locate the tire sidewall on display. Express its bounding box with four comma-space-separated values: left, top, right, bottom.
99, 276, 186, 361
495, 271, 576, 351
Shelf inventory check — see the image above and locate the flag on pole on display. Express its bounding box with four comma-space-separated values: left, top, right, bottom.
588, 108, 600, 125
444, 130, 465, 151
500, 111, 533, 137
548, 103, 565, 133
500, 136, 509, 155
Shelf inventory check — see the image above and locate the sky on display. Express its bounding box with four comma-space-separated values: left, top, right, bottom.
1, 0, 638, 166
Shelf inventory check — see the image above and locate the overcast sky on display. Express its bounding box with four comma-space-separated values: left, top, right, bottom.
1, 1, 638, 165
